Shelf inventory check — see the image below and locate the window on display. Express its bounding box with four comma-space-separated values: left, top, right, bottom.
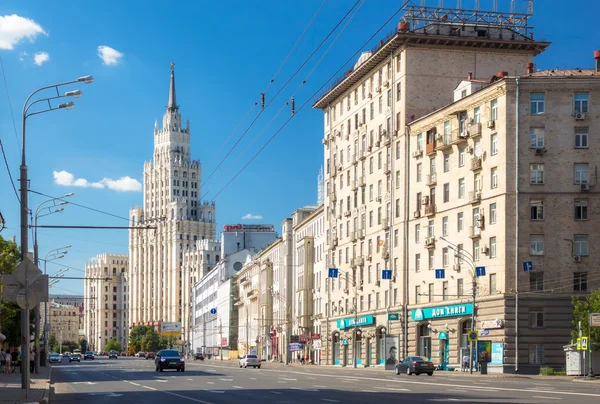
529, 345, 544, 365
490, 237, 496, 258
490, 203, 497, 224
379, 96, 383, 114
530, 164, 544, 184
458, 178, 465, 199
491, 167, 498, 189
442, 216, 448, 236
370, 102, 374, 120
530, 128, 544, 148
459, 146, 465, 167
473, 239, 480, 262
574, 163, 589, 184
428, 283, 434, 302
457, 279, 464, 297
417, 133, 423, 151
474, 106, 481, 124
395, 198, 400, 218
530, 200, 544, 220
442, 281, 448, 300
428, 250, 434, 271
387, 90, 392, 107
530, 235, 544, 256
394, 229, 399, 247
489, 273, 497, 293
443, 153, 450, 172
530, 93, 545, 115
443, 183, 450, 203
529, 311, 544, 328
574, 235, 588, 256
415, 254, 421, 273
457, 212, 464, 232
416, 163, 422, 182
575, 199, 588, 220
396, 82, 401, 101
427, 220, 434, 238
395, 170, 400, 188
574, 93, 589, 114
369, 185, 373, 201
415, 224, 420, 243
530, 272, 544, 291
491, 99, 498, 121
415, 285, 421, 303
491, 134, 498, 155
443, 247, 449, 267
574, 272, 588, 292
575, 127, 588, 148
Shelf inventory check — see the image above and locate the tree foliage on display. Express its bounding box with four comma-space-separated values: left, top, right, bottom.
142, 328, 159, 352
105, 340, 122, 352
80, 338, 88, 352
571, 290, 600, 349
128, 325, 149, 352
0, 235, 21, 346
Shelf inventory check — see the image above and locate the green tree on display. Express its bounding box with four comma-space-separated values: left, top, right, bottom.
48, 334, 58, 352
142, 328, 159, 352
105, 340, 122, 352
572, 291, 600, 349
80, 338, 88, 352
0, 235, 20, 346
63, 341, 79, 353
128, 325, 148, 352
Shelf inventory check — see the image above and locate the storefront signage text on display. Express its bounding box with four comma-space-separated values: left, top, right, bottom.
411, 303, 474, 321
337, 315, 375, 329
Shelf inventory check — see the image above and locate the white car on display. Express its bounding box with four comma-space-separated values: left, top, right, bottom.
239, 354, 261, 369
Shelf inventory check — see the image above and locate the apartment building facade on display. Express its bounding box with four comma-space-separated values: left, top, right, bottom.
406, 58, 600, 372
43, 302, 82, 347
84, 253, 129, 352
313, 18, 547, 367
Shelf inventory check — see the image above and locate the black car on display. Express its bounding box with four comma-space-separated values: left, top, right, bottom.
84, 351, 94, 360
108, 350, 118, 359
193, 352, 204, 360
155, 349, 185, 372
395, 356, 435, 376
69, 354, 81, 362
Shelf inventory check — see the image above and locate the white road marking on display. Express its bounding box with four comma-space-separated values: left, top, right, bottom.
219, 378, 233, 381
187, 378, 193, 381
362, 390, 375, 393
290, 387, 319, 392
128, 382, 141, 386
207, 381, 214, 384
206, 391, 225, 394
143, 386, 157, 391
314, 385, 327, 388
278, 381, 287, 383
532, 397, 561, 400
280, 377, 297, 381
377, 387, 411, 392
271, 391, 282, 395
249, 377, 257, 380
232, 385, 242, 389
154, 379, 168, 382
321, 400, 340, 403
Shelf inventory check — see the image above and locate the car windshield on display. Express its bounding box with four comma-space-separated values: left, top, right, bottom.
412, 357, 426, 362
160, 350, 181, 357
86, 352, 93, 354
50, 354, 59, 357
246, 355, 258, 359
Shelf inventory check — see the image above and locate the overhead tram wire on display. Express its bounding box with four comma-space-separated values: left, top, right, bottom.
203, 0, 327, 170
0, 138, 19, 202
201, 0, 366, 200
201, 0, 363, 188
29, 189, 130, 222
209, 2, 408, 202
0, 55, 21, 152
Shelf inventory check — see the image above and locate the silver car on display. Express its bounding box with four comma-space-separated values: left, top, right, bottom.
239, 354, 261, 369
48, 353, 61, 363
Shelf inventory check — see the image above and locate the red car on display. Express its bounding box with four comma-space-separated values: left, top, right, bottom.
145, 352, 156, 360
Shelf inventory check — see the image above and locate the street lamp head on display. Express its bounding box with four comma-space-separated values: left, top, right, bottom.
58, 201, 69, 206
64, 245, 72, 249
77, 75, 94, 84
65, 90, 82, 98
64, 193, 75, 197
54, 208, 65, 213
58, 102, 75, 110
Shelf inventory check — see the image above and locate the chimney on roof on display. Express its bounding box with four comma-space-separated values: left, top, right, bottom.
595, 50, 600, 73
467, 72, 473, 80
497, 71, 509, 78
526, 63, 535, 74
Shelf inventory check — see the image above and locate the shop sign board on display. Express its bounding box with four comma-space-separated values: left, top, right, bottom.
491, 342, 504, 365
411, 303, 473, 321
337, 315, 375, 329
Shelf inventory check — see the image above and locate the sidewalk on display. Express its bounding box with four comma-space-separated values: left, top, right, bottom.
0, 365, 52, 404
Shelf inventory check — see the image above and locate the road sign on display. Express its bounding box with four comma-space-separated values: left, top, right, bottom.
467, 330, 478, 342
577, 338, 583, 350
388, 313, 400, 321
382, 269, 392, 280
590, 313, 600, 327
210, 308, 217, 315
31, 275, 49, 303
435, 269, 445, 279
522, 261, 533, 272
160, 322, 181, 336
581, 336, 588, 350
328, 268, 339, 278
16, 287, 37, 310
2, 274, 19, 302
475, 266, 486, 277
288, 343, 302, 351
12, 257, 42, 288
310, 333, 321, 340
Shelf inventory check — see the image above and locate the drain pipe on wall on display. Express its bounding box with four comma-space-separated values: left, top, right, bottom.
403, 123, 411, 359
514, 77, 520, 373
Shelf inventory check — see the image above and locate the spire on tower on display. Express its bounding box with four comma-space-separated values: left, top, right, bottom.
167, 62, 178, 112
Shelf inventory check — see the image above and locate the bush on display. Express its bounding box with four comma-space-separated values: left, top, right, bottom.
540, 366, 555, 376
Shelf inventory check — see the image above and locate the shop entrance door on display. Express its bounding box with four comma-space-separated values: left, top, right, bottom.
366, 339, 372, 367
439, 339, 449, 370
343, 345, 349, 366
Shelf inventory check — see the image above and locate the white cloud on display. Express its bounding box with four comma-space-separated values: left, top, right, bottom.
53, 170, 141, 192
33, 51, 49, 66
97, 45, 123, 65
241, 213, 263, 220
0, 14, 47, 50
19, 51, 27, 62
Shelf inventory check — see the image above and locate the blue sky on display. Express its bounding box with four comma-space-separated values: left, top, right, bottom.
1, 0, 598, 295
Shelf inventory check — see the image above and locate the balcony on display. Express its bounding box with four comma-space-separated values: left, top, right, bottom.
384, 163, 391, 175
360, 150, 367, 160
350, 258, 357, 268
332, 237, 339, 248
352, 180, 358, 191
331, 166, 337, 177
384, 132, 391, 146
471, 157, 482, 171
382, 219, 390, 230
381, 249, 389, 260
359, 176, 366, 187
351, 232, 357, 242
426, 173, 437, 186
435, 135, 452, 151
469, 123, 482, 138
359, 229, 366, 239
424, 237, 435, 249
322, 135, 330, 145
357, 257, 365, 266
352, 154, 358, 165
248, 289, 259, 300
425, 142, 436, 156
469, 190, 482, 204
450, 129, 469, 145
469, 226, 482, 239
240, 276, 251, 286
424, 204, 436, 217
331, 191, 337, 202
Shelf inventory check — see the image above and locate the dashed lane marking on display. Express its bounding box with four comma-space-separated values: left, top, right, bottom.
232, 386, 242, 389
376, 387, 411, 392
207, 382, 215, 384
143, 386, 157, 391
271, 391, 282, 395
290, 387, 319, 392
314, 385, 327, 388
219, 378, 233, 381
532, 397, 561, 400
321, 400, 340, 403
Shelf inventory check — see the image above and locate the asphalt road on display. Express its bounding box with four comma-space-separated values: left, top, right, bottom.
49, 356, 600, 403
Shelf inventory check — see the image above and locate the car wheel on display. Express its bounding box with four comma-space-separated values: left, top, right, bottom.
239, 364, 242, 368
159, 367, 163, 372
155, 366, 159, 372
181, 367, 185, 372
257, 365, 261, 369
406, 367, 412, 376
416, 373, 420, 376
395, 367, 400, 375
428, 373, 433, 376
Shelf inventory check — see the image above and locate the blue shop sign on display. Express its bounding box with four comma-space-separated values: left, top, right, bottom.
411, 303, 474, 321
337, 315, 375, 329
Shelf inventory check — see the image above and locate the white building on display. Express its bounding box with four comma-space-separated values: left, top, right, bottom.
83, 253, 129, 352
128, 64, 217, 333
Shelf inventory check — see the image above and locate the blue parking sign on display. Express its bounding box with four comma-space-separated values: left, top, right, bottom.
328, 268, 339, 278
382, 269, 392, 280
475, 266, 486, 277
435, 269, 445, 279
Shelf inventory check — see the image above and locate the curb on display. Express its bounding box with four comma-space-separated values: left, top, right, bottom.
38, 365, 52, 404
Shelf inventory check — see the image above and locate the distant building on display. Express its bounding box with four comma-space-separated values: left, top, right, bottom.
41, 302, 81, 348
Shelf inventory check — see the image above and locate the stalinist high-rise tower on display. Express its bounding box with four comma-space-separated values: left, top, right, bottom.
129, 63, 216, 334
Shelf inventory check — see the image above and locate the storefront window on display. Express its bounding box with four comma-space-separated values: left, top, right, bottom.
460, 320, 473, 351
418, 324, 431, 360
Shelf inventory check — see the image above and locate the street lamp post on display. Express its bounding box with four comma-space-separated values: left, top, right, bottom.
20, 76, 92, 391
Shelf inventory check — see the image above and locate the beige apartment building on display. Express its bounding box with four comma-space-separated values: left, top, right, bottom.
84, 253, 129, 352
42, 302, 82, 347
406, 60, 600, 372
313, 12, 549, 367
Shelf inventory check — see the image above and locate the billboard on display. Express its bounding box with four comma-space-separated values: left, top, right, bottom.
385, 335, 399, 370
477, 340, 492, 363
160, 322, 181, 336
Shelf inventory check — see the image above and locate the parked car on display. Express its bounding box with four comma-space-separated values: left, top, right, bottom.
145, 352, 155, 360
48, 353, 61, 363
84, 351, 94, 360
395, 356, 435, 376
137, 351, 146, 358
193, 352, 204, 360
239, 354, 261, 369
108, 350, 118, 359
69, 354, 81, 363
155, 349, 185, 372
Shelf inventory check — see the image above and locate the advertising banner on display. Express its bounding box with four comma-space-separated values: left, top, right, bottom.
491, 342, 504, 365
384, 335, 399, 370
477, 340, 492, 363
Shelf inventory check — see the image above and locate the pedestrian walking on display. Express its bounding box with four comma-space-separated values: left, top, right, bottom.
30, 349, 35, 373
462, 353, 469, 372
3, 350, 10, 374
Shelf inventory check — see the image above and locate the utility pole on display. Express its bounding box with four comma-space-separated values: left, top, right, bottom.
219, 320, 223, 361
470, 277, 477, 374
246, 306, 249, 356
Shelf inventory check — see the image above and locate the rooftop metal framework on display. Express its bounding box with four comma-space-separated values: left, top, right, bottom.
403, 0, 534, 37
